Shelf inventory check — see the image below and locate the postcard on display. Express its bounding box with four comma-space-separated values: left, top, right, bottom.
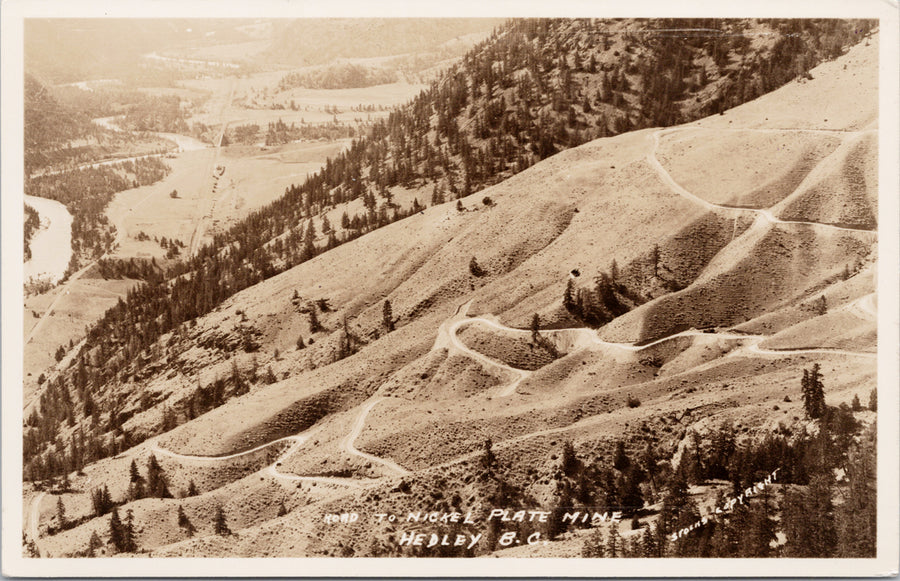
3, 0, 898, 577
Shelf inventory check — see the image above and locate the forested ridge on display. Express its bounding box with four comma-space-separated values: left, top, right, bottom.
23, 18, 876, 487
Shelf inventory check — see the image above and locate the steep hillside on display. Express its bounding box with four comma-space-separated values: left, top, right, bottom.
35, 20, 874, 434
23, 25, 878, 561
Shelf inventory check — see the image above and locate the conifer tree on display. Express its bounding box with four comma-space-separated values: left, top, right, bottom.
382, 300, 395, 332
87, 531, 102, 557
122, 509, 137, 553
146, 453, 171, 498
782, 475, 837, 557
480, 438, 496, 472
108, 506, 124, 553
581, 527, 605, 557
214, 504, 231, 536
177, 504, 197, 537
835, 426, 876, 557
128, 459, 145, 500
563, 278, 576, 312
802, 364, 826, 419
56, 496, 67, 530
606, 525, 621, 557
308, 308, 322, 333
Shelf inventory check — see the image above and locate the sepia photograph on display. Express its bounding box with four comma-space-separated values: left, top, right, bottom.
3, 0, 898, 577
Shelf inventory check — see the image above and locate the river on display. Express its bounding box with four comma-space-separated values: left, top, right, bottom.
24, 195, 73, 286
24, 113, 210, 283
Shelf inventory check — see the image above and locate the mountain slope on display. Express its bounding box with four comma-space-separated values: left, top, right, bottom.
23, 25, 879, 561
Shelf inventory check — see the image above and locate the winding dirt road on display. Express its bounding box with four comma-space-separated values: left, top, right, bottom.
341, 398, 411, 476
26, 492, 46, 557
447, 313, 876, 397
647, 127, 878, 235
151, 393, 407, 489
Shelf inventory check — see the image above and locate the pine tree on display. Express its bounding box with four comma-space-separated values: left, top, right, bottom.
87, 531, 102, 557
835, 426, 876, 557
868, 388, 877, 411
308, 308, 322, 333
122, 509, 137, 553
530, 313, 541, 342
128, 459, 145, 500
187, 480, 199, 497
606, 525, 621, 557
214, 504, 231, 536
782, 475, 837, 557
802, 364, 826, 419
277, 500, 288, 517
177, 504, 197, 537
146, 453, 171, 498
581, 527, 605, 557
56, 496, 67, 530
563, 278, 576, 312
108, 506, 124, 553
651, 243, 660, 278
382, 299, 395, 332
613, 440, 630, 471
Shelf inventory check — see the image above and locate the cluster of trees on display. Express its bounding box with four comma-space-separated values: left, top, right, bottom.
224, 118, 366, 147
24, 74, 94, 175
118, 94, 189, 134
267, 118, 363, 146
96, 257, 165, 281
564, 266, 641, 327
278, 63, 398, 90
584, 366, 875, 558
25, 157, 170, 270
24, 204, 40, 262
107, 506, 138, 554
127, 454, 172, 501
379, 365, 875, 559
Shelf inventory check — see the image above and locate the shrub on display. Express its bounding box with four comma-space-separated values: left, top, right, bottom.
626, 395, 641, 408
469, 257, 485, 277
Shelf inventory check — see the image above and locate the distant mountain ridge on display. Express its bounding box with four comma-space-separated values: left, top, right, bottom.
262, 18, 505, 66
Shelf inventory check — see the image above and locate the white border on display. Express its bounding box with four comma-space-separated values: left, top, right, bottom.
2, 0, 898, 577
